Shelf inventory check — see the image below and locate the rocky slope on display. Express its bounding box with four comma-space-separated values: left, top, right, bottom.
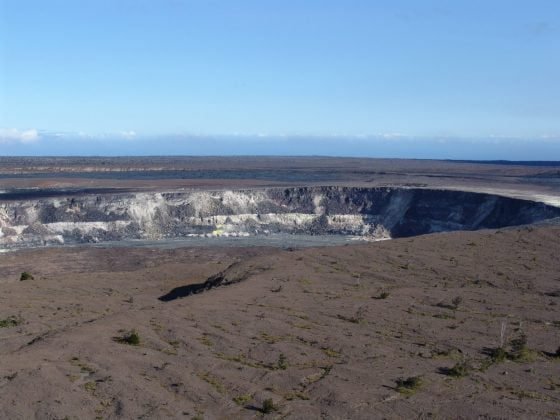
1, 187, 559, 249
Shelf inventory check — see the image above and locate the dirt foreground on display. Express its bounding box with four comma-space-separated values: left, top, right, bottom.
1, 224, 559, 419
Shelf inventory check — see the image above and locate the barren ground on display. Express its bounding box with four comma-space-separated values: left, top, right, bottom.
1, 157, 560, 205
1, 224, 559, 419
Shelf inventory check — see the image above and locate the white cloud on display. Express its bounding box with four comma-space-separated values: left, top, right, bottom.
120, 130, 136, 139
539, 134, 560, 141
48, 130, 138, 140
0, 128, 40, 144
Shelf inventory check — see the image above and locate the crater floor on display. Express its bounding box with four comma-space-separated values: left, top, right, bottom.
0, 225, 559, 418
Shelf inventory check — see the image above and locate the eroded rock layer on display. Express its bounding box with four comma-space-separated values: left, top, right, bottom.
1, 187, 559, 249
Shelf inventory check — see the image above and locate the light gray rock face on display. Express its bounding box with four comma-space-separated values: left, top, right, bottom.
1, 187, 559, 249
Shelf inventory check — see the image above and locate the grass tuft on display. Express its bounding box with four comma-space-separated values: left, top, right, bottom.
262, 398, 277, 414
0, 316, 20, 328
442, 361, 470, 378
232, 393, 252, 406
277, 353, 288, 370
115, 329, 140, 346
395, 376, 422, 395
20, 272, 34, 281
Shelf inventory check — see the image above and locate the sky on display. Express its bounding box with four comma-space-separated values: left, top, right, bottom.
0, 0, 559, 158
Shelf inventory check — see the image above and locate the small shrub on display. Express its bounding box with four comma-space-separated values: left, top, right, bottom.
232, 393, 252, 406
509, 334, 535, 362
20, 272, 34, 281
489, 347, 508, 363
444, 361, 470, 378
116, 329, 140, 346
84, 381, 97, 393
277, 353, 288, 370
373, 291, 390, 300
262, 398, 277, 414
395, 376, 422, 394
451, 296, 463, 309
486, 333, 538, 364
0, 316, 20, 328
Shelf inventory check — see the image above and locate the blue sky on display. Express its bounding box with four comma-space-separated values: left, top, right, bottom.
0, 0, 559, 158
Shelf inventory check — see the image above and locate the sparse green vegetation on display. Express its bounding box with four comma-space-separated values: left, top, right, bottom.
322, 347, 341, 358
488, 347, 508, 363
260, 332, 281, 344
509, 334, 536, 362
277, 353, 288, 370
197, 334, 213, 347
84, 381, 97, 393
115, 329, 140, 346
198, 371, 225, 394
433, 313, 454, 320
451, 296, 463, 310
337, 305, 367, 324
262, 398, 277, 414
443, 361, 470, 378
291, 321, 313, 330
232, 393, 252, 406
74, 361, 95, 374
285, 391, 310, 401
303, 365, 333, 385
337, 314, 360, 324
168, 340, 180, 348
211, 323, 228, 332
395, 376, 422, 395
435, 297, 463, 311
431, 348, 456, 359
0, 316, 20, 328
20, 272, 34, 281
484, 333, 537, 366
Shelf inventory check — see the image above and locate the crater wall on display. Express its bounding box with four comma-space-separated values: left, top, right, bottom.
1, 187, 559, 249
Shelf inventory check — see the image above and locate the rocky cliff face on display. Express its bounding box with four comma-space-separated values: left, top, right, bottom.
1, 187, 559, 249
